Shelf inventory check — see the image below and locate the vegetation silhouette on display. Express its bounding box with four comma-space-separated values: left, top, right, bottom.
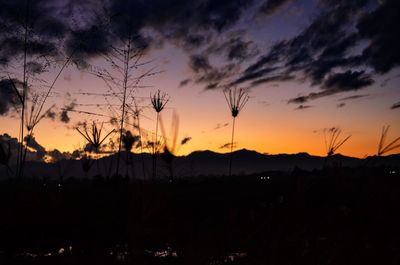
223, 87, 249, 176
76, 122, 115, 153
76, 121, 115, 177
0, 1, 399, 264
324, 127, 352, 157
150, 89, 169, 179
159, 111, 191, 182
3, 8, 73, 179
121, 130, 140, 180
377, 125, 400, 156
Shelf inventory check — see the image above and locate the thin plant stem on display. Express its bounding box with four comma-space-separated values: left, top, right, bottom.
153, 112, 159, 179
20, 56, 73, 178
229, 117, 236, 177
17, 0, 30, 179
116, 36, 132, 177
134, 100, 146, 180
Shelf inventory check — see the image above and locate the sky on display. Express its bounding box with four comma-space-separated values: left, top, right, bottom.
0, 0, 399, 160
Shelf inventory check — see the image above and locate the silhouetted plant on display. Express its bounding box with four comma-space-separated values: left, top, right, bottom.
377, 125, 400, 156
122, 130, 140, 179
3, 3, 74, 179
224, 88, 249, 176
76, 121, 115, 153
76, 10, 160, 178
324, 127, 351, 157
131, 100, 147, 179
159, 111, 183, 182
76, 122, 115, 177
150, 89, 169, 179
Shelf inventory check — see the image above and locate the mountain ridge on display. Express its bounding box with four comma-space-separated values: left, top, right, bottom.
0, 149, 398, 179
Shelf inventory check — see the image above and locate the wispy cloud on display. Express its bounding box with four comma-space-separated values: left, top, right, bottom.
391, 101, 400, 110
219, 142, 237, 149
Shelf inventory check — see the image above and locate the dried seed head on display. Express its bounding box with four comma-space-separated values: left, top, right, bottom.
224, 88, 249, 118
76, 121, 115, 153
150, 89, 169, 113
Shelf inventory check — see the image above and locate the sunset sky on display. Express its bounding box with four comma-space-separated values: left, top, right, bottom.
0, 0, 399, 159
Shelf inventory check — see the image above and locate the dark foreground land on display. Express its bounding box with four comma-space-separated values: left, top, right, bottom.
0, 166, 399, 265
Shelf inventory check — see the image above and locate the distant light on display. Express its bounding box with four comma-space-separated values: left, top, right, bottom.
58, 183, 62, 187
267, 176, 270, 180
58, 248, 65, 254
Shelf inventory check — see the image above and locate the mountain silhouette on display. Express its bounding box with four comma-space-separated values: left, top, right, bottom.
0, 149, 399, 179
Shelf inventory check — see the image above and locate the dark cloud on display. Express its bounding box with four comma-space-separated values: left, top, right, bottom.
1, 0, 398, 99
178, 78, 192, 88
294, 105, 312, 110
189, 55, 212, 73
1, 133, 72, 164
239, 0, 400, 101
219, 142, 237, 149
47, 110, 56, 120
288, 95, 307, 104
65, 26, 111, 59
0, 134, 18, 165
0, 79, 22, 115
214, 123, 229, 130
195, 63, 238, 89
357, 0, 400, 73
337, 103, 346, 108
189, 54, 239, 89
251, 74, 295, 86
233, 67, 279, 85
0, 0, 67, 64
226, 38, 259, 61
24, 134, 46, 160
288, 71, 373, 104
324, 71, 374, 91
338, 94, 369, 101
60, 101, 76, 123
391, 102, 400, 110
180, 137, 192, 145
26, 61, 45, 75
46, 149, 64, 162
205, 32, 259, 62
258, 0, 293, 15
65, 0, 257, 59
244, 41, 287, 74
288, 90, 337, 104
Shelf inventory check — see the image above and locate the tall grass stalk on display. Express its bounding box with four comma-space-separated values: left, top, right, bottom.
20, 56, 73, 177
115, 35, 132, 177
224, 88, 249, 177
377, 125, 400, 156
324, 127, 351, 157
150, 89, 169, 179
159, 111, 179, 182
9, 0, 73, 179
